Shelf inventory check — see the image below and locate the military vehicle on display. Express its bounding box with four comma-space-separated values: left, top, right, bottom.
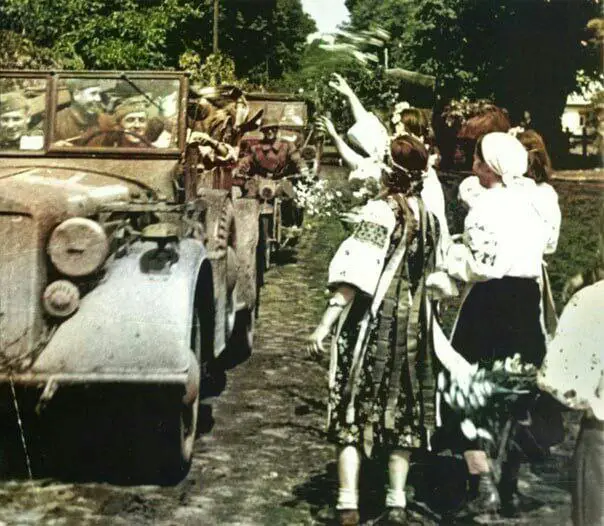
0, 70, 259, 481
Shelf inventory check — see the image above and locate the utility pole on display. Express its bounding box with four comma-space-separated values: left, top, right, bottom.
213, 0, 219, 53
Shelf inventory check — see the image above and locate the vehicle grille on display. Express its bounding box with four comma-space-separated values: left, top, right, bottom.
0, 214, 40, 362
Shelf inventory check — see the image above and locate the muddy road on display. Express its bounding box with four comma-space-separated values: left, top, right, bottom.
0, 219, 580, 525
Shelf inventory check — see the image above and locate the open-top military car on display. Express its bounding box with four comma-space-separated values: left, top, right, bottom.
0, 70, 259, 481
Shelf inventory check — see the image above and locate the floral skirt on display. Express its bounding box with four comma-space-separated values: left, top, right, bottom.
327, 300, 433, 454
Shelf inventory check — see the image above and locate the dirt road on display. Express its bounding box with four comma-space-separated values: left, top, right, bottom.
0, 239, 579, 526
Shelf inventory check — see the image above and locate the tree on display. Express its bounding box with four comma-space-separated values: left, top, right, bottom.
345, 0, 601, 160
0, 0, 315, 85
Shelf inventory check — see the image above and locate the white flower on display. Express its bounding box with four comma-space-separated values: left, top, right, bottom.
461, 418, 478, 440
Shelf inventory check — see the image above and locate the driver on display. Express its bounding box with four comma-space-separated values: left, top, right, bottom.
237, 118, 309, 179
113, 97, 150, 147
54, 79, 103, 142
0, 91, 31, 149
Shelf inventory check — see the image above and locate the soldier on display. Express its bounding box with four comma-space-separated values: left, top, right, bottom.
237, 118, 309, 179
0, 91, 31, 149
113, 97, 152, 147
54, 79, 103, 142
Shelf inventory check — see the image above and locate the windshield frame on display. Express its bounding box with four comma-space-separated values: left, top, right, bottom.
0, 70, 188, 158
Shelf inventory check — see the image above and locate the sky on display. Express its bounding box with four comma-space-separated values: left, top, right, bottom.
301, 0, 350, 34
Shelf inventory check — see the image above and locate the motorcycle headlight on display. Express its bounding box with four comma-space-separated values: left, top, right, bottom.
48, 218, 109, 277
259, 183, 275, 200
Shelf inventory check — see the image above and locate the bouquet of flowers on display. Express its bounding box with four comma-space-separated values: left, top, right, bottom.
439, 354, 539, 442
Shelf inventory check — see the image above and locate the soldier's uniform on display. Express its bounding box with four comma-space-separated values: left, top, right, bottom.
238, 120, 307, 179
54, 79, 102, 142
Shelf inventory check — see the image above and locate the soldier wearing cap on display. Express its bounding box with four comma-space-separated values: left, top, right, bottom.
113, 97, 151, 147
54, 79, 103, 142
0, 91, 31, 149
237, 117, 308, 179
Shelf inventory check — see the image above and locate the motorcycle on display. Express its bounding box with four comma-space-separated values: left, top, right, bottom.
242, 173, 306, 271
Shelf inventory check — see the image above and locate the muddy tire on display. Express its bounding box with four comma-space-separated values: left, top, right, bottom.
260, 214, 272, 271
158, 312, 202, 484
219, 308, 255, 370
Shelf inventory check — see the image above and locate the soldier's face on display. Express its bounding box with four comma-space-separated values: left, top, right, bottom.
0, 109, 29, 143
262, 127, 278, 142
120, 111, 148, 144
73, 87, 103, 116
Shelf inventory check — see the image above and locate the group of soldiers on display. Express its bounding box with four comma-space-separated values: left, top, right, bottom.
0, 80, 308, 187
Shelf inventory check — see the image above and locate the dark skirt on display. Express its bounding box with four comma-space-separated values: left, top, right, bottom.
452, 276, 546, 367
433, 277, 563, 459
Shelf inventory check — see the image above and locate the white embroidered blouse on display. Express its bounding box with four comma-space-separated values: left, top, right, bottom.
444, 186, 545, 282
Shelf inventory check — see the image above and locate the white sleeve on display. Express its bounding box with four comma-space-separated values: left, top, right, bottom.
538, 184, 561, 255
346, 112, 390, 159
537, 282, 604, 418
443, 198, 512, 282
328, 200, 396, 296
348, 156, 382, 182
458, 176, 485, 209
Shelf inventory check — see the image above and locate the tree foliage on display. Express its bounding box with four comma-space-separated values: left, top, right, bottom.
0, 0, 315, 84
344, 0, 601, 159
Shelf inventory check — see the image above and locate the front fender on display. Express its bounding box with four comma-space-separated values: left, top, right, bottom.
31, 238, 208, 378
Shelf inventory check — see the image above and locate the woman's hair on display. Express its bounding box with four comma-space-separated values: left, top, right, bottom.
435, 100, 511, 171
382, 135, 428, 195
516, 129, 552, 183
398, 108, 428, 139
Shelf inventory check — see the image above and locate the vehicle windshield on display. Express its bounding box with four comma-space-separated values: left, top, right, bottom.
247, 100, 307, 128
52, 76, 180, 149
0, 73, 182, 153
0, 76, 48, 151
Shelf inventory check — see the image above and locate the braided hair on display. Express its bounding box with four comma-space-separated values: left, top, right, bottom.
380, 135, 429, 241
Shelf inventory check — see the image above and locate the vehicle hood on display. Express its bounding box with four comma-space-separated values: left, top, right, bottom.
0, 157, 180, 215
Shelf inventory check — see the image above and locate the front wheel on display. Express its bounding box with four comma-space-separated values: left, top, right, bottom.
158, 312, 202, 484
260, 214, 273, 271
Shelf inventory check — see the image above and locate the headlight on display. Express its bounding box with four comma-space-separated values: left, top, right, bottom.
48, 218, 109, 277
259, 183, 275, 200
43, 280, 80, 317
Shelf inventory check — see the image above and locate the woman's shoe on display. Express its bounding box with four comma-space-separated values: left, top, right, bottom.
336, 509, 360, 526
384, 507, 423, 525
457, 473, 501, 518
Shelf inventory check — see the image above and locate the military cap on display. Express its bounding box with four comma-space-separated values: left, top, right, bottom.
113, 96, 149, 123
65, 78, 104, 92
0, 91, 29, 115
260, 117, 281, 130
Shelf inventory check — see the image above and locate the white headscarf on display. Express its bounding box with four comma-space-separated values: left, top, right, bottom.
480, 132, 528, 187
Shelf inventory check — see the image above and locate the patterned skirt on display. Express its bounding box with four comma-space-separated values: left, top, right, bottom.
327, 297, 434, 455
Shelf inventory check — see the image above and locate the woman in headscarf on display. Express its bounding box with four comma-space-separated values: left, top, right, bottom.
306, 136, 441, 526
431, 132, 553, 517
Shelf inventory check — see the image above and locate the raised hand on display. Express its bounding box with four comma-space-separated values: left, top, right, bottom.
315, 115, 338, 139
328, 73, 353, 98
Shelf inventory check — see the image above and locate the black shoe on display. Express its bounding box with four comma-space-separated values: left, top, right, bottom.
499, 491, 521, 517
456, 473, 501, 519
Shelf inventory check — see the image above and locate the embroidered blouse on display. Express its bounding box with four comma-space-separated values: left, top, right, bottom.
443, 186, 545, 282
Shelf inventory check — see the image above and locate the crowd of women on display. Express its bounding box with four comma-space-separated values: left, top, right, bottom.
305, 74, 603, 526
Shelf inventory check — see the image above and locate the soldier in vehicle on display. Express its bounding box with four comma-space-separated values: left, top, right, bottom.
237, 118, 309, 179
0, 91, 31, 149
113, 97, 152, 147
54, 79, 103, 142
